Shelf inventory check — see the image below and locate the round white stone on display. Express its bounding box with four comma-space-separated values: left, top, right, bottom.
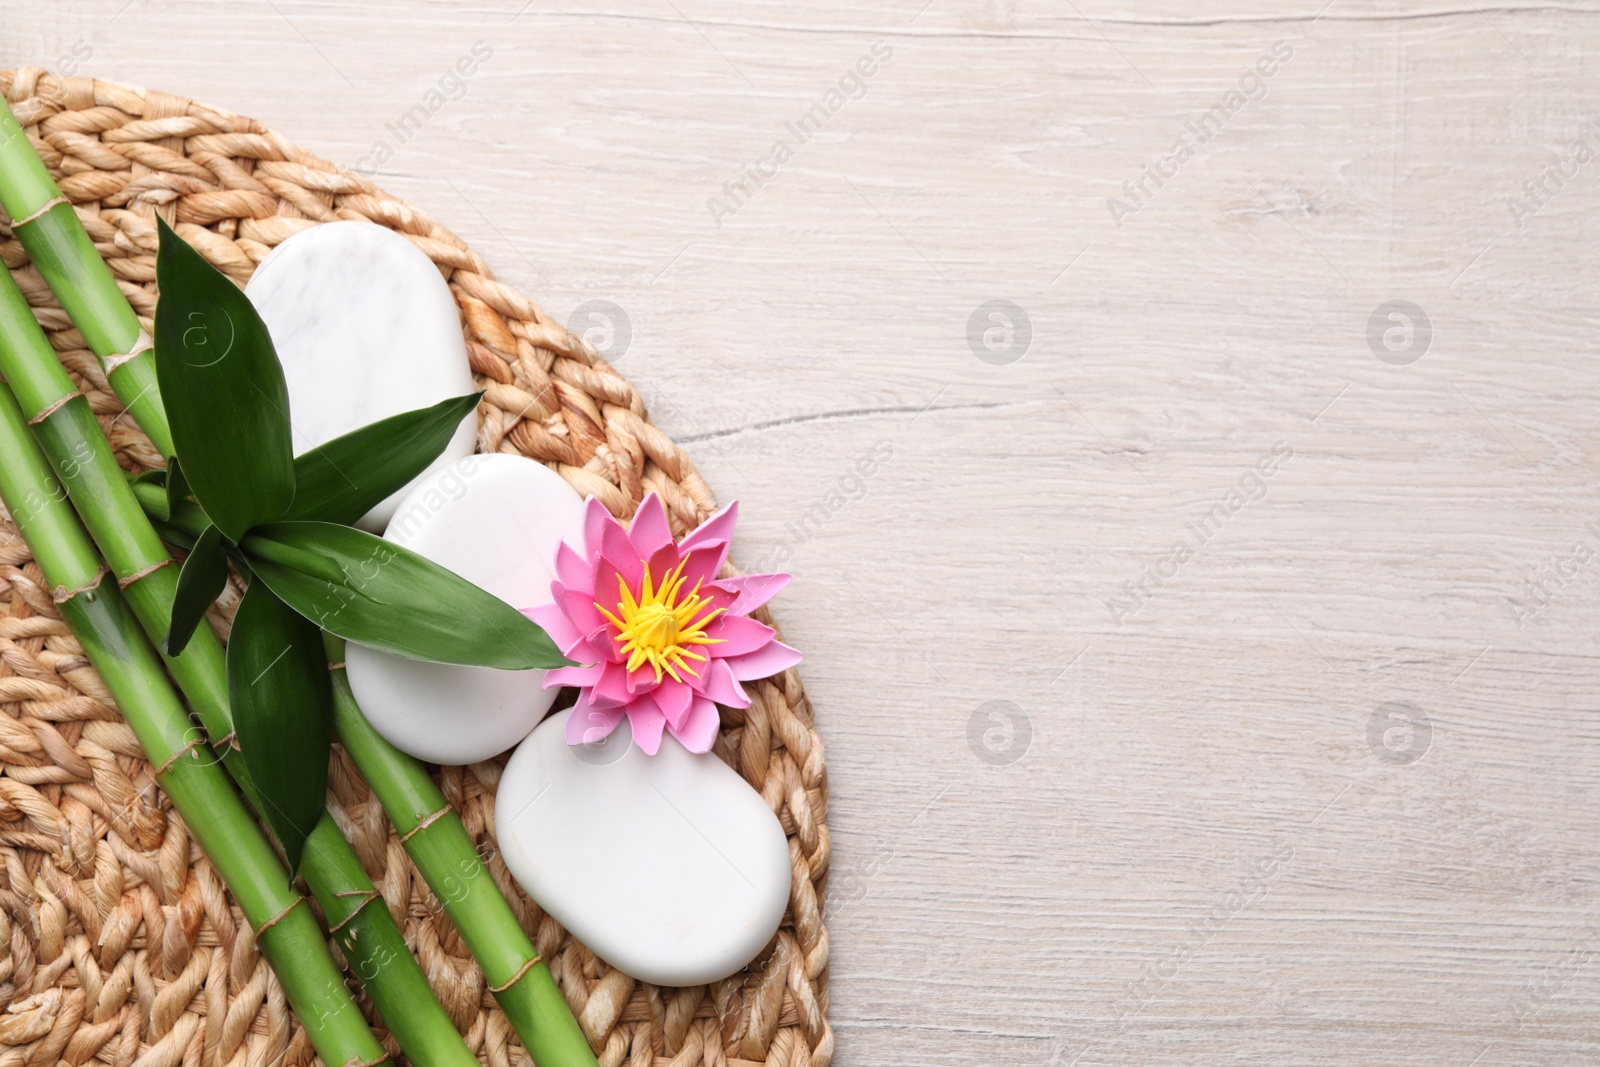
346, 455, 586, 765
246, 221, 477, 532
497, 709, 792, 986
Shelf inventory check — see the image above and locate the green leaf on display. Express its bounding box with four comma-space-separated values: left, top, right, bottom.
165, 455, 189, 521
153, 218, 294, 541
161, 499, 211, 551
241, 521, 570, 670
227, 579, 333, 878
148, 516, 197, 551
166, 524, 227, 656
286, 392, 482, 525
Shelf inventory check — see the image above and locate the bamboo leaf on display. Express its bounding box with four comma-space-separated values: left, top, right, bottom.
241, 521, 569, 670
227, 579, 333, 878
165, 454, 189, 521
156, 499, 210, 552
166, 524, 227, 656
286, 392, 482, 525
153, 219, 294, 541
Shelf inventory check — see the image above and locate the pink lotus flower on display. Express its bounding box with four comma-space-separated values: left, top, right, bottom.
524, 492, 800, 755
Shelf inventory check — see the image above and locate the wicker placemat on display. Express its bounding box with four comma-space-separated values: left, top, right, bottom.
0, 67, 830, 1067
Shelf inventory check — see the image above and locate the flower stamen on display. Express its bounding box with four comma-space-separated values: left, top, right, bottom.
596, 558, 724, 682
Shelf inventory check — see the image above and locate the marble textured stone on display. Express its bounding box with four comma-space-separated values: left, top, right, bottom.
496, 709, 792, 987
346, 454, 587, 765
246, 221, 477, 531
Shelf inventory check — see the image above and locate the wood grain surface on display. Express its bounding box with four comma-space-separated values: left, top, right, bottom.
7, 2, 1600, 1064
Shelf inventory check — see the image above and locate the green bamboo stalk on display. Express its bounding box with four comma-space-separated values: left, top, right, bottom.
0, 98, 172, 457
0, 269, 479, 1066
0, 384, 387, 1067
0, 114, 596, 1066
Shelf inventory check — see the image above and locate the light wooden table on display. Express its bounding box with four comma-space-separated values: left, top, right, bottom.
9, 2, 1600, 1063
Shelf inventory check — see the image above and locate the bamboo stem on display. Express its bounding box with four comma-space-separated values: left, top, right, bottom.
0, 384, 388, 1067
0, 99, 172, 456
0, 268, 479, 1067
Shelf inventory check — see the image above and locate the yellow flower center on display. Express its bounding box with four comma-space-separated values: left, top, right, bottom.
596, 558, 723, 682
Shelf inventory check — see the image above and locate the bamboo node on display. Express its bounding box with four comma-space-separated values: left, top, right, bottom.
487, 956, 542, 994
51, 566, 109, 604
328, 891, 381, 935
397, 805, 451, 844
116, 557, 172, 589
151, 736, 206, 776
104, 330, 153, 374
27, 389, 81, 426
253, 896, 305, 937
9, 195, 68, 228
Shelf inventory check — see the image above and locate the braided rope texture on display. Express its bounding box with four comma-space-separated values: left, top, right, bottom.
0, 68, 830, 1067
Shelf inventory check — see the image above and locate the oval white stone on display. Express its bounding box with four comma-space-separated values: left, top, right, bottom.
246, 221, 477, 532
497, 709, 791, 986
346, 455, 586, 765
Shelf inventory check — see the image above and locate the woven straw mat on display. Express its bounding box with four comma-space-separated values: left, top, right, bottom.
0, 69, 831, 1067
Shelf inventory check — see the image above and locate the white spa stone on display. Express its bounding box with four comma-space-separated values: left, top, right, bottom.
497, 709, 792, 986
246, 221, 477, 532
345, 455, 587, 765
